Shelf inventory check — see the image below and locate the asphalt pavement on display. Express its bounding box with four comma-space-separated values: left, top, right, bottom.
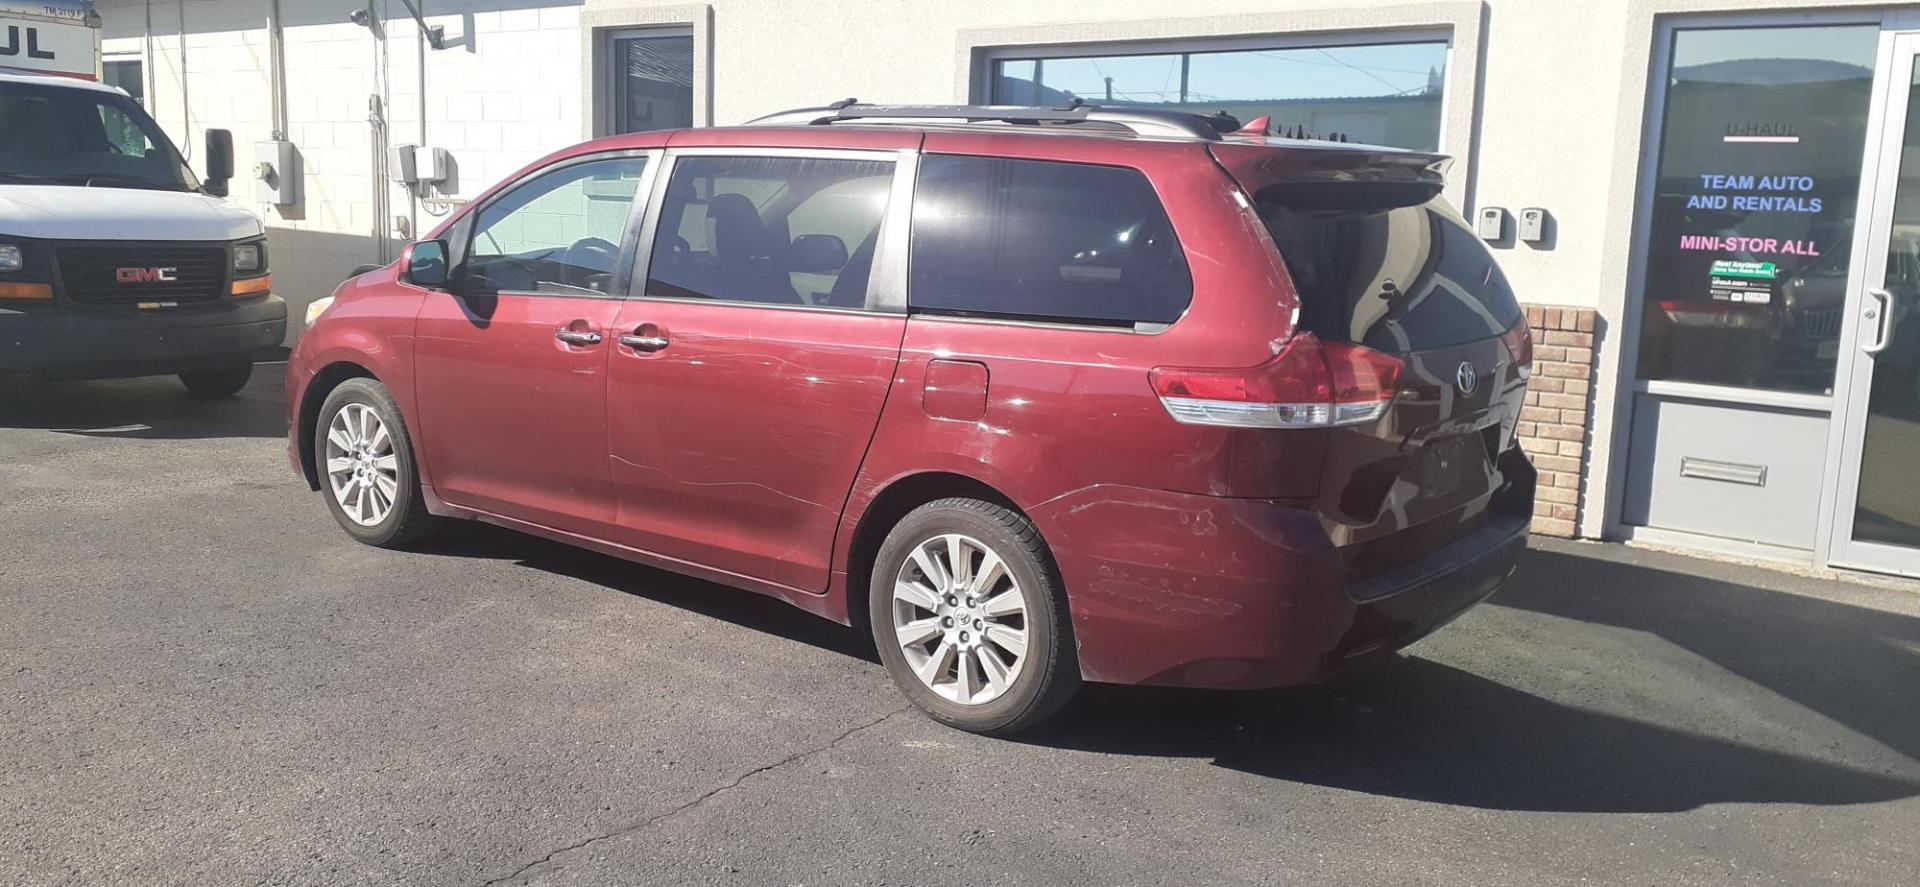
3, 366, 1918, 886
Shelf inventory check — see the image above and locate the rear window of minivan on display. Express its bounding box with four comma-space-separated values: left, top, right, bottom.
1259, 200, 1521, 354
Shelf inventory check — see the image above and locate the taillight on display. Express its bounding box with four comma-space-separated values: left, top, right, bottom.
1150, 333, 1403, 429
1499, 319, 1533, 378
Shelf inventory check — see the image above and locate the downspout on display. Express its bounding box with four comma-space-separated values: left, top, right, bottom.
267, 0, 288, 140
176, 0, 190, 160
411, 7, 426, 239
142, 0, 153, 110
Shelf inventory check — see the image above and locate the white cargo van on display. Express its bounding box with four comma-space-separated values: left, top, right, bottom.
1, 0, 283, 396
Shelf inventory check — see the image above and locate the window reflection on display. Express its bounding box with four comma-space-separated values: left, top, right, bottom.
990, 40, 1449, 151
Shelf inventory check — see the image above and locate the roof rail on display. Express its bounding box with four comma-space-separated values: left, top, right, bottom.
745, 99, 1241, 141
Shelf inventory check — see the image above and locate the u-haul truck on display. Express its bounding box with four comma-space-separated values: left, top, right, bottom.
1, 0, 284, 396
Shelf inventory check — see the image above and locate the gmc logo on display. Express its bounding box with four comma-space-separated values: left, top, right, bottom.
116, 267, 179, 284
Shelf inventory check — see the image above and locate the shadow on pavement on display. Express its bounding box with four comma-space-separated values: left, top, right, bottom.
424, 523, 1920, 814
1498, 548, 1920, 765
412, 521, 880, 665
1021, 547, 1920, 813
0, 362, 288, 440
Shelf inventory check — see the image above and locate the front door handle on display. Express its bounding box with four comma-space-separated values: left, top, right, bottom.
1864, 288, 1894, 355
619, 334, 670, 352
555, 329, 604, 346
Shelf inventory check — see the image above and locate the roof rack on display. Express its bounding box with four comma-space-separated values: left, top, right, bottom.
745, 98, 1241, 141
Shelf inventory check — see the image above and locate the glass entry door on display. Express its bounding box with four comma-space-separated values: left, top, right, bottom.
1829, 33, 1920, 575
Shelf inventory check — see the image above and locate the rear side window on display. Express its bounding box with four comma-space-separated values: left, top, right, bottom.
1260, 201, 1521, 353
909, 155, 1192, 326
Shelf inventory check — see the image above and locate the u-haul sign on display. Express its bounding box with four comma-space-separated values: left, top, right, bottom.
0, 18, 97, 80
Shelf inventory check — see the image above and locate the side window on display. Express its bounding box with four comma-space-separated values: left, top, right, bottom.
909, 155, 1192, 326
465, 156, 648, 295
645, 155, 895, 308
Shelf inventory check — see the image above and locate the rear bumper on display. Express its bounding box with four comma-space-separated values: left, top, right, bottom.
0, 297, 287, 378
1031, 449, 1534, 689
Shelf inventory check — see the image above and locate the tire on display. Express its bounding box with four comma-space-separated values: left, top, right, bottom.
870, 498, 1080, 735
178, 359, 253, 398
313, 377, 439, 548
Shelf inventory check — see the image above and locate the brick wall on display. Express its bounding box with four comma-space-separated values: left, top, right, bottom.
1516, 305, 1597, 538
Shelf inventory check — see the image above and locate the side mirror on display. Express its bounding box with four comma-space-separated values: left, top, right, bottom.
789, 234, 849, 273
203, 129, 235, 198
402, 240, 450, 289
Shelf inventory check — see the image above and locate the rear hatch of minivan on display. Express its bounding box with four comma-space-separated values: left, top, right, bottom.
1207, 140, 1534, 584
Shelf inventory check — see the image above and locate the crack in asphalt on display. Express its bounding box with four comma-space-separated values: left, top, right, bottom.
477, 706, 914, 887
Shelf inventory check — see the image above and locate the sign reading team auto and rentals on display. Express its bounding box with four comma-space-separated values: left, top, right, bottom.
0, 1, 102, 80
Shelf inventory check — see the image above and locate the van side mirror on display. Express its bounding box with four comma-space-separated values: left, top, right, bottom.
403, 240, 450, 289
204, 129, 235, 197
789, 233, 849, 273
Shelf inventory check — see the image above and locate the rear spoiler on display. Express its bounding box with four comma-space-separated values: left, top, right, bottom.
1210, 140, 1451, 212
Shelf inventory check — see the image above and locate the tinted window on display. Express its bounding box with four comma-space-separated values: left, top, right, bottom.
466, 156, 648, 296
1260, 201, 1520, 353
909, 155, 1191, 326
645, 155, 895, 308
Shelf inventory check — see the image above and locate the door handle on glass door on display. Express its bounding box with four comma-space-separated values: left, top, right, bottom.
619, 333, 670, 352
1864, 288, 1893, 354
555, 329, 604, 346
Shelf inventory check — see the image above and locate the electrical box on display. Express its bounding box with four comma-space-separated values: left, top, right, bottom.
1519, 207, 1548, 243
425, 147, 453, 186
253, 140, 299, 206
1476, 207, 1507, 241
387, 144, 419, 185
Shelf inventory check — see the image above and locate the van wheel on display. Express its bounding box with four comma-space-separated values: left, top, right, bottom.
314, 377, 438, 548
871, 498, 1080, 735
178, 359, 253, 398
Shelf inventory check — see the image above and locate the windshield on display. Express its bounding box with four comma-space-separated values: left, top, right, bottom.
0, 80, 200, 192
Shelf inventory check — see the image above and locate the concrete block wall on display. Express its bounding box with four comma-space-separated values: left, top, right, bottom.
1516, 305, 1598, 538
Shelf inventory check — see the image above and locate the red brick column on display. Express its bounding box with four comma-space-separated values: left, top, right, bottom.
1515, 305, 1598, 537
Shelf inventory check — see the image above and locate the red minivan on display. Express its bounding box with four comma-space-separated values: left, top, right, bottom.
287, 103, 1534, 734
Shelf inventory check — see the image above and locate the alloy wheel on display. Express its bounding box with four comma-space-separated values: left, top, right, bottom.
325, 403, 400, 527
891, 533, 1030, 705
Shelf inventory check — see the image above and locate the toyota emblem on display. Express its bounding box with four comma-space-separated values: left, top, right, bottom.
1455, 361, 1479, 396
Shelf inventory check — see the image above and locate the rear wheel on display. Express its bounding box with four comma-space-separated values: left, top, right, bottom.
178, 359, 253, 398
314, 378, 438, 548
870, 498, 1080, 735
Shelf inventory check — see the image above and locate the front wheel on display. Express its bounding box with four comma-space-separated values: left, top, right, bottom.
314, 377, 438, 548
178, 359, 253, 398
871, 498, 1080, 735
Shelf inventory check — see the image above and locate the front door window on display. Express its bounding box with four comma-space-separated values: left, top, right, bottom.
1633, 25, 1880, 395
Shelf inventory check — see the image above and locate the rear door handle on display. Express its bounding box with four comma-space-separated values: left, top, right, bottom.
555, 329, 604, 346
619, 334, 670, 352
